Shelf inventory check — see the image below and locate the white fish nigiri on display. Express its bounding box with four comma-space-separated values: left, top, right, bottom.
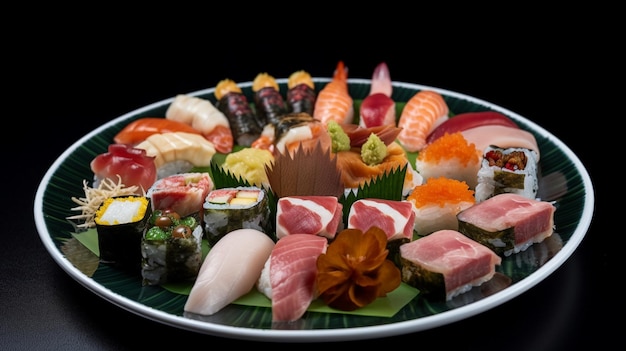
184, 228, 275, 316
166, 94, 234, 154
135, 131, 216, 170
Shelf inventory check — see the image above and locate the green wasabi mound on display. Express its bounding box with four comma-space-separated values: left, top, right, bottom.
361, 133, 387, 166
327, 120, 351, 152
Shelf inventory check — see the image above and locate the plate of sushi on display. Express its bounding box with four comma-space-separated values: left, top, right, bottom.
34, 61, 594, 342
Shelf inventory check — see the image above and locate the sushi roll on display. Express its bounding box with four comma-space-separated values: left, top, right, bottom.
94, 195, 151, 272
141, 209, 204, 286
414, 132, 482, 189
203, 186, 271, 246
474, 146, 539, 202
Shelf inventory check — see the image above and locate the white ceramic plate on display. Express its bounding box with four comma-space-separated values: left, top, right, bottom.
34, 78, 594, 342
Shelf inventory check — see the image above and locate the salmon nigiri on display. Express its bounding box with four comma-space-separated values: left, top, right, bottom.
359, 62, 396, 128
313, 61, 354, 125
396, 90, 449, 152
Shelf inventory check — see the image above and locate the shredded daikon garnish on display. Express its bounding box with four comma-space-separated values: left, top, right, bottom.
67, 176, 142, 229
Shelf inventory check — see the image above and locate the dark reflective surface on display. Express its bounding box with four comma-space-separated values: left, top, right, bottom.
7, 37, 608, 350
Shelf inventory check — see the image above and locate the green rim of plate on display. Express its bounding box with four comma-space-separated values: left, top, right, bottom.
35, 78, 594, 341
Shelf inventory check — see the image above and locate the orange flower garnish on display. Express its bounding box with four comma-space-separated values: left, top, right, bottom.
316, 227, 401, 311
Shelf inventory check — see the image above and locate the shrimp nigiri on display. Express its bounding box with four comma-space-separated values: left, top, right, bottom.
313, 61, 353, 125
359, 62, 396, 128
396, 90, 449, 152
165, 94, 234, 154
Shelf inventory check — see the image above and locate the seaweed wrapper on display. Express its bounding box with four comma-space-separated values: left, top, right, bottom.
141, 225, 203, 286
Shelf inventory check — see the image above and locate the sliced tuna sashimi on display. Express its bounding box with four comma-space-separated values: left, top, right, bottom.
456, 193, 556, 256
268, 234, 328, 322
399, 229, 501, 301
347, 198, 415, 241
275, 196, 343, 239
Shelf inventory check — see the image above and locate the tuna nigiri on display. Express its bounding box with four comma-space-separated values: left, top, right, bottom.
184, 228, 275, 316
90, 143, 157, 194
313, 61, 354, 125
359, 62, 396, 128
396, 90, 449, 152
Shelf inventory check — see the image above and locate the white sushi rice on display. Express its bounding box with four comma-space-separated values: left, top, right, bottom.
98, 201, 143, 224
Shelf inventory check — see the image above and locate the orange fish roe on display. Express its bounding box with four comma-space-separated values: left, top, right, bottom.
417, 132, 479, 166
407, 177, 475, 208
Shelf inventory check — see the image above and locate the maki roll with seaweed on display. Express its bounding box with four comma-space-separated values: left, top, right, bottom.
95, 195, 151, 272
141, 209, 203, 286
203, 187, 271, 246
474, 146, 539, 202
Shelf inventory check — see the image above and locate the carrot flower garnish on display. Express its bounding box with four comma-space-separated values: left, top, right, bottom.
316, 227, 401, 311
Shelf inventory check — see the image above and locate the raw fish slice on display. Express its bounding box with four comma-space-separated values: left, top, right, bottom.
457, 193, 556, 256
399, 229, 501, 301
460, 125, 539, 160
275, 196, 343, 239
147, 172, 213, 217
269, 234, 328, 322
90, 144, 157, 194
184, 228, 275, 316
425, 111, 519, 145
135, 131, 216, 170
166, 94, 234, 154
359, 62, 396, 128
347, 198, 415, 241
397, 90, 449, 152
113, 117, 204, 145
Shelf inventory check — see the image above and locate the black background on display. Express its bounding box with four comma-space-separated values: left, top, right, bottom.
4, 18, 610, 350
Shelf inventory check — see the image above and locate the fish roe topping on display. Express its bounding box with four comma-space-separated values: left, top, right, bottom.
407, 176, 475, 208
288, 70, 315, 89
417, 132, 480, 166
252, 72, 279, 92
214, 79, 242, 100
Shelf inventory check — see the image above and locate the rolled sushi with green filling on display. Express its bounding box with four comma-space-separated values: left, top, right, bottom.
203, 186, 271, 246
141, 210, 203, 286
95, 195, 151, 272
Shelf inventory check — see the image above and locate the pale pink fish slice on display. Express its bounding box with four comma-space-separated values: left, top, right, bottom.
397, 90, 449, 152
270, 234, 328, 322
